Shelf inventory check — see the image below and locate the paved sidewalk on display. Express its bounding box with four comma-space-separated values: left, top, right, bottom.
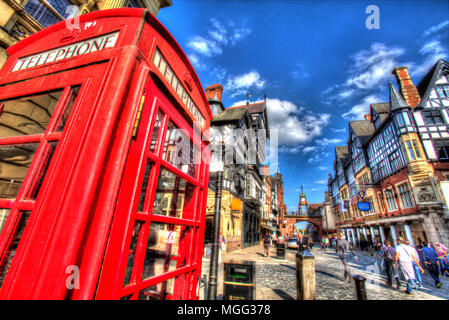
199, 243, 449, 300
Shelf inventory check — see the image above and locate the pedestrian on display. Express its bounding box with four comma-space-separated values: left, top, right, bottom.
382, 240, 397, 287
403, 240, 424, 288
336, 232, 358, 282
421, 241, 444, 288
218, 232, 226, 263
434, 242, 449, 277
394, 238, 424, 295
263, 233, 272, 257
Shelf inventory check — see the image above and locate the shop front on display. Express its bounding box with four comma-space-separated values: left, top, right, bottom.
0, 9, 211, 300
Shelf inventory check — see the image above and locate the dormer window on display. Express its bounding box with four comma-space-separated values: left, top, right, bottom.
423, 110, 444, 125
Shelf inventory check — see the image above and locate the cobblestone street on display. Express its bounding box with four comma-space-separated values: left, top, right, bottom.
200, 244, 449, 300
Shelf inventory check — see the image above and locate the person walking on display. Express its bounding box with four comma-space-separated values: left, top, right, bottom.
406, 240, 424, 288
218, 232, 226, 263
382, 240, 396, 287
421, 241, 443, 288
394, 238, 424, 295
263, 233, 272, 257
336, 232, 358, 282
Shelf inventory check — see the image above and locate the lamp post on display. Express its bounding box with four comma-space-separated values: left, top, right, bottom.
207, 139, 224, 300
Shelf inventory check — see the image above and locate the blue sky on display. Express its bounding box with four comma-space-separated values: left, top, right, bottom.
157, 0, 449, 211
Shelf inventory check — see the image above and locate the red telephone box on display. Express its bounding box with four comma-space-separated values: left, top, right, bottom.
0, 8, 212, 300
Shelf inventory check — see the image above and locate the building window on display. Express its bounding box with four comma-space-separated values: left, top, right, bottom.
435, 85, 449, 98
423, 110, 445, 125
384, 189, 397, 212
23, 0, 74, 28
398, 183, 414, 208
433, 139, 449, 160
404, 139, 422, 161
128, 0, 143, 7
389, 149, 403, 172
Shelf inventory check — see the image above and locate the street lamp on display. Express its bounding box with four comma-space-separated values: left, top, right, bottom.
207, 136, 224, 300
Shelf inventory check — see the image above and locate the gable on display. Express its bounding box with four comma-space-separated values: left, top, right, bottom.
417, 59, 449, 109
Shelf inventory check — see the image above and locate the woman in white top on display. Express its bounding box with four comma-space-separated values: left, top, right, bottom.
394, 238, 424, 295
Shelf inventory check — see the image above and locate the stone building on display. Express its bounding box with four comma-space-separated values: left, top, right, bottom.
0, 0, 172, 67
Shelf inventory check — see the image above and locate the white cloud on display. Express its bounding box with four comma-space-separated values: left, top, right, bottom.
410, 40, 448, 77
266, 98, 330, 146
318, 166, 328, 171
303, 146, 317, 153
291, 63, 310, 79
342, 94, 381, 120
332, 128, 346, 133
345, 43, 404, 91
225, 71, 266, 97
314, 179, 328, 185
322, 43, 404, 107
422, 20, 449, 37
316, 138, 344, 145
187, 36, 222, 58
186, 18, 251, 58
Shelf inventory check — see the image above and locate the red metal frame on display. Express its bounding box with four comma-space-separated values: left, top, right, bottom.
0, 8, 211, 300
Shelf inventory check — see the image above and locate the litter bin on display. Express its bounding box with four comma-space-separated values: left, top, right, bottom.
277, 243, 286, 258
223, 259, 256, 300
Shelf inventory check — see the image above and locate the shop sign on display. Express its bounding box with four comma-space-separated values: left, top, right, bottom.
357, 202, 370, 211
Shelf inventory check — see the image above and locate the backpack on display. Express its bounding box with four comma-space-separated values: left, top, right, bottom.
383, 246, 394, 262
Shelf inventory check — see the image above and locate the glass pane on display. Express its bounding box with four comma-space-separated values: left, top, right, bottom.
138, 276, 176, 300
23, 0, 61, 28
29, 141, 58, 200
138, 161, 152, 212
0, 208, 11, 235
0, 210, 31, 287
0, 90, 63, 138
149, 111, 164, 153
152, 168, 195, 218
46, 0, 72, 17
142, 223, 190, 281
0, 143, 39, 199
123, 221, 143, 287
163, 121, 198, 177
54, 87, 80, 132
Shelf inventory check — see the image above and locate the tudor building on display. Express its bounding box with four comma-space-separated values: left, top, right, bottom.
329, 59, 449, 248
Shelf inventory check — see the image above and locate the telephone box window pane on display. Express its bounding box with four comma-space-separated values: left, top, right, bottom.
138, 277, 175, 300
0, 143, 39, 199
0, 90, 63, 138
54, 86, 80, 132
152, 168, 195, 218
0, 208, 11, 236
29, 141, 58, 200
138, 162, 152, 212
123, 221, 143, 287
163, 121, 198, 177
141, 223, 190, 281
149, 111, 164, 153
0, 210, 31, 287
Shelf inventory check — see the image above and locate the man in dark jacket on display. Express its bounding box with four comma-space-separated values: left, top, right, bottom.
422, 241, 443, 288
336, 232, 358, 282
382, 240, 396, 287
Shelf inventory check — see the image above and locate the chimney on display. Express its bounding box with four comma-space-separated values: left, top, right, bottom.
364, 114, 371, 121
392, 67, 421, 108
325, 191, 329, 201
205, 84, 223, 102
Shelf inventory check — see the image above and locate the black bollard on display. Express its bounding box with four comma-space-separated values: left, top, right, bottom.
352, 275, 367, 300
